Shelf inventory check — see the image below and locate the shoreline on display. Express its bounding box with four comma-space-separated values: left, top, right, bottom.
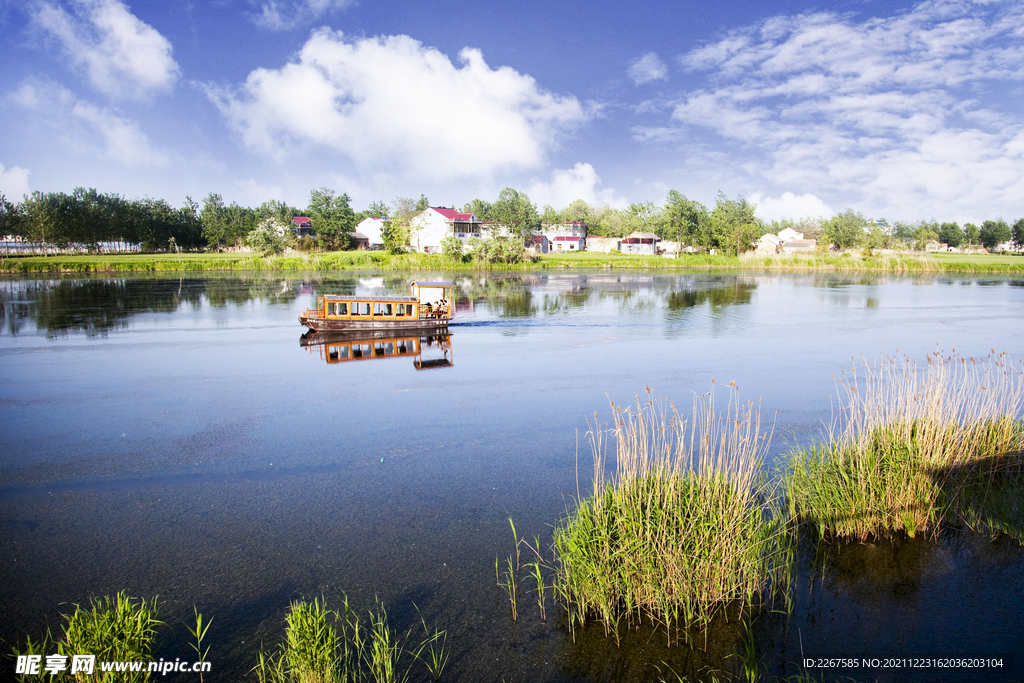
1, 250, 1023, 274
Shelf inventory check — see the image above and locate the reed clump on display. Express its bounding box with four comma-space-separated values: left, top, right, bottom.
553, 385, 791, 642
786, 351, 1024, 541
254, 596, 448, 683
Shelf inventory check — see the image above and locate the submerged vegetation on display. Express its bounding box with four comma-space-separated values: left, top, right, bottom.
551, 387, 792, 643
786, 351, 1024, 541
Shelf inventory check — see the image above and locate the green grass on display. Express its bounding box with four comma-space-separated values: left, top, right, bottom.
786, 351, 1024, 541
552, 386, 792, 643
3, 249, 1021, 274
254, 596, 449, 683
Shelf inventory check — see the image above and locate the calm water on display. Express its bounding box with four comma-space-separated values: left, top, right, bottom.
2, 271, 1024, 682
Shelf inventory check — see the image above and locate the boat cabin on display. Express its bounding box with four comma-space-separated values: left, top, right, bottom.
309, 281, 454, 323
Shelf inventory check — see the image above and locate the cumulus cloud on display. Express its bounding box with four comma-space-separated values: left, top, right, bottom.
32, 0, 179, 100
13, 80, 169, 166
209, 30, 588, 181
253, 0, 355, 30
0, 163, 32, 200
748, 191, 835, 221
662, 0, 1024, 221
526, 163, 625, 209
628, 52, 668, 85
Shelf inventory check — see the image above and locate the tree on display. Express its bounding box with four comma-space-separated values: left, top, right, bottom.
1012, 218, 1024, 251
306, 187, 356, 250
562, 199, 592, 224
963, 223, 980, 250
0, 193, 24, 240
243, 218, 287, 255
540, 204, 560, 225
365, 201, 389, 218
462, 198, 492, 222
708, 192, 759, 255
938, 222, 963, 248
490, 187, 540, 238
979, 219, 1011, 251
415, 194, 430, 212
440, 235, 464, 261
659, 191, 708, 245
824, 209, 868, 250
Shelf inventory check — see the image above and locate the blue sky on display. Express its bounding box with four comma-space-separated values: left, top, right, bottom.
1, 0, 1022, 223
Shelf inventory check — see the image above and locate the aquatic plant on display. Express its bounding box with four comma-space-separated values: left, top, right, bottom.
552, 385, 792, 643
254, 595, 449, 683
786, 351, 1024, 540
59, 592, 164, 682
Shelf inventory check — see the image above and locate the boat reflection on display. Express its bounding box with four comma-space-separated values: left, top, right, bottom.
300, 330, 453, 370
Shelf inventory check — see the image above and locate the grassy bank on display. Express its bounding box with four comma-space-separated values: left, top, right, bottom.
2, 249, 1023, 274
786, 351, 1024, 541
552, 387, 792, 643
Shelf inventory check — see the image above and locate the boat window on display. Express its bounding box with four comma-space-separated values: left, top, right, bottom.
396, 305, 405, 317
406, 304, 414, 316
384, 342, 395, 354
384, 303, 393, 316
352, 302, 370, 316
373, 303, 384, 316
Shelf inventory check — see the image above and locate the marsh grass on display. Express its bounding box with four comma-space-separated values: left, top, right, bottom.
254, 595, 448, 683
54, 592, 163, 682
786, 351, 1024, 541
552, 385, 792, 644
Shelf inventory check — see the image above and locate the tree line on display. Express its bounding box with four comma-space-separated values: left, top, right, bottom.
2, 186, 1022, 255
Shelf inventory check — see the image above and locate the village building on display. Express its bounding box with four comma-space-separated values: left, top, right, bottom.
755, 233, 783, 255
355, 216, 387, 248
780, 238, 817, 254
351, 232, 370, 250
620, 232, 659, 255
291, 216, 314, 238
409, 207, 482, 253
586, 235, 621, 253
525, 234, 549, 254
552, 235, 585, 251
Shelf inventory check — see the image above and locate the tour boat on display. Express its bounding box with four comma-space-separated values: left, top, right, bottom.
299, 281, 453, 332
300, 330, 453, 369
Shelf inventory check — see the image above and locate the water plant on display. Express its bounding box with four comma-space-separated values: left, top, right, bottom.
184, 607, 212, 683
786, 351, 1024, 540
254, 595, 448, 683
552, 385, 792, 644
59, 592, 163, 682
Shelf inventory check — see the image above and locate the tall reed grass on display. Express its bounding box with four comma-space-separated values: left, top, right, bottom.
254, 596, 449, 683
552, 385, 792, 643
786, 351, 1024, 540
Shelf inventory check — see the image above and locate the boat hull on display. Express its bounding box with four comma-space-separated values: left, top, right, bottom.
299, 315, 450, 333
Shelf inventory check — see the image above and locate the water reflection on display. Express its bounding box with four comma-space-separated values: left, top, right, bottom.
300, 330, 453, 370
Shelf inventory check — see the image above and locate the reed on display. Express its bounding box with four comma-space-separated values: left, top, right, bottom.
786, 351, 1024, 541
58, 592, 164, 682
552, 385, 792, 643
254, 595, 448, 683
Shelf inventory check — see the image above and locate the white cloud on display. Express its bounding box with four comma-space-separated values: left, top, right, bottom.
628, 52, 668, 85
32, 0, 179, 100
13, 80, 169, 167
209, 30, 589, 181
662, 0, 1024, 222
748, 191, 835, 221
526, 163, 626, 209
0, 163, 32, 200
253, 0, 355, 30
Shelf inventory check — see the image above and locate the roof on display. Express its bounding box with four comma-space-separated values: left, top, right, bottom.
292, 216, 311, 225
431, 207, 476, 221
554, 235, 583, 241
323, 295, 417, 302
352, 232, 369, 240
626, 231, 659, 240
411, 281, 453, 288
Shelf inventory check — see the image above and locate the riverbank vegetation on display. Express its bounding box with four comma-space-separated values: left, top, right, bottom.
786, 351, 1024, 541
3, 249, 1024, 275
550, 387, 792, 644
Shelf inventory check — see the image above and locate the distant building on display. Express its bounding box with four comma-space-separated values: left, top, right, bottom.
777, 227, 803, 242
586, 236, 621, 253
351, 232, 370, 250
552, 235, 585, 251
755, 233, 783, 255
292, 216, 314, 237
525, 234, 549, 254
781, 238, 817, 254
621, 232, 658, 255
356, 216, 387, 248
410, 207, 482, 253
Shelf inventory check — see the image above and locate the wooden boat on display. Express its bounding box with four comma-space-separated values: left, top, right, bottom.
299, 281, 453, 332
300, 330, 453, 369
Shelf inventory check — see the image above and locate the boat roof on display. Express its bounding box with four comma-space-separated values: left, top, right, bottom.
322, 295, 418, 302
411, 281, 453, 288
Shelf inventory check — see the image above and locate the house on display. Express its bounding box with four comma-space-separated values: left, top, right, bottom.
781, 238, 817, 254
292, 216, 314, 238
755, 233, 783, 255
620, 232, 658, 255
777, 227, 804, 242
542, 221, 587, 242
351, 232, 370, 250
355, 216, 387, 248
586, 236, 621, 253
525, 234, 549, 254
410, 207, 482, 253
552, 235, 585, 251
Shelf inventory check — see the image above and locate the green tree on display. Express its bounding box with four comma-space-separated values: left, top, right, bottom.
963, 223, 980, 250
0, 193, 24, 240
540, 204, 561, 225
1012, 218, 1024, 251
561, 199, 593, 225
979, 219, 1011, 251
440, 235, 464, 261
415, 194, 430, 212
913, 221, 940, 251
490, 187, 540, 238
461, 198, 493, 222
938, 222, 963, 248
659, 191, 708, 245
243, 218, 287, 255
306, 188, 356, 250
365, 201, 389, 218
824, 209, 868, 250
708, 192, 759, 255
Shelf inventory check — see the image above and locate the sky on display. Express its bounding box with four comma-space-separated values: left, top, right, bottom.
1, 0, 1022, 224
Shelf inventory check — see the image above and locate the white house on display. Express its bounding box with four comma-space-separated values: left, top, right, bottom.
410, 207, 482, 253
552, 235, 585, 251
355, 216, 387, 248
777, 227, 804, 242
620, 232, 658, 255
542, 221, 587, 242
755, 233, 783, 255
